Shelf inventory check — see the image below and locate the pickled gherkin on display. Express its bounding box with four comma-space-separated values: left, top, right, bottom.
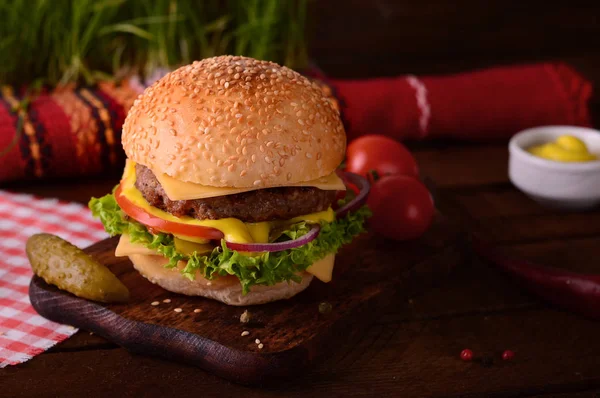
27, 233, 129, 303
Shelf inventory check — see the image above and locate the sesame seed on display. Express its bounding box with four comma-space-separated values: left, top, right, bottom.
163, 299, 171, 303
174, 308, 182, 313
235, 113, 242, 118
151, 301, 159, 306
258, 343, 264, 349
240, 170, 247, 177
306, 153, 312, 159
194, 309, 202, 313
253, 180, 262, 186
255, 339, 261, 344
207, 282, 213, 286
241, 331, 250, 337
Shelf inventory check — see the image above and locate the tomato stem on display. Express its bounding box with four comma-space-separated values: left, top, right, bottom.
368, 169, 380, 183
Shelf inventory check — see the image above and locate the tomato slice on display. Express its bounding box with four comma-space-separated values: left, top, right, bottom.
114, 185, 225, 240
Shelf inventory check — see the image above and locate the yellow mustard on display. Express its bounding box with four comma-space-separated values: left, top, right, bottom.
527, 135, 597, 162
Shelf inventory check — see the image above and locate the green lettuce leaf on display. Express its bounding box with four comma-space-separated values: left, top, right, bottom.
89, 193, 370, 294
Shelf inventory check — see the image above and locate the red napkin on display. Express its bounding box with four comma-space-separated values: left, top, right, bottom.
331, 63, 593, 141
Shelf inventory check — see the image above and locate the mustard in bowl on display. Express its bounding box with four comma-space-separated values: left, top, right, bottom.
527, 135, 598, 162
509, 126, 600, 210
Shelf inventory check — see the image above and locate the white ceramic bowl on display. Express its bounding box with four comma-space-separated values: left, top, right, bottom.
509, 126, 600, 210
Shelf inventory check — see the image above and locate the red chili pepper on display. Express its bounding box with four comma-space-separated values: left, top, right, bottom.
472, 237, 600, 320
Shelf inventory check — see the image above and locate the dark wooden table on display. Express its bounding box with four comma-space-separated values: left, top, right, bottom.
5, 140, 600, 397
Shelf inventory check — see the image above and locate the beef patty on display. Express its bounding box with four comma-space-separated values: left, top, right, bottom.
135, 164, 337, 223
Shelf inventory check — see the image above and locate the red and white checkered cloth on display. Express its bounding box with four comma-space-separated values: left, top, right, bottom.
0, 190, 107, 367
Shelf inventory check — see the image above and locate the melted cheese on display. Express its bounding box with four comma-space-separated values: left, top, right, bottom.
306, 254, 335, 282
115, 234, 160, 257
173, 238, 214, 256
120, 161, 335, 244
153, 164, 346, 200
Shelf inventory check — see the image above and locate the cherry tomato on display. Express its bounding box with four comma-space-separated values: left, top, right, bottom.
114, 185, 224, 240
367, 175, 434, 240
346, 135, 419, 179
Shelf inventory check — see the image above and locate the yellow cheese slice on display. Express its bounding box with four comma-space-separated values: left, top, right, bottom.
115, 234, 160, 257
153, 164, 346, 200
120, 161, 335, 244
306, 254, 335, 283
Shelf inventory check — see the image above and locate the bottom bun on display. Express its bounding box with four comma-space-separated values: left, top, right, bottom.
128, 254, 314, 306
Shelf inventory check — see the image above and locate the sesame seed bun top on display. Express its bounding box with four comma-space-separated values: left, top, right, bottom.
122, 56, 346, 188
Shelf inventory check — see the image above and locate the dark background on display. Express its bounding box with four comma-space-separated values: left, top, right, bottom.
309, 1, 600, 123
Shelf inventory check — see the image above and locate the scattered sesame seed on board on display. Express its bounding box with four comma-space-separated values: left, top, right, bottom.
174, 308, 182, 313
255, 339, 261, 345
258, 343, 264, 350
151, 301, 159, 306
241, 331, 250, 337
239, 310, 252, 324
163, 299, 171, 303
193, 309, 202, 313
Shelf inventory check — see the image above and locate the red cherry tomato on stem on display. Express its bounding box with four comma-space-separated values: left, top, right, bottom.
346, 135, 419, 179
367, 175, 434, 241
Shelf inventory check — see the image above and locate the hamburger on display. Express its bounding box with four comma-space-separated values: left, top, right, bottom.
89, 56, 370, 306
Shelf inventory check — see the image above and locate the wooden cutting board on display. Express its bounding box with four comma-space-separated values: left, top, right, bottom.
29, 216, 462, 385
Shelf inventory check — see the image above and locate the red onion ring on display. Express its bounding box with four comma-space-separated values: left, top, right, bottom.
335, 172, 370, 218
226, 224, 321, 253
